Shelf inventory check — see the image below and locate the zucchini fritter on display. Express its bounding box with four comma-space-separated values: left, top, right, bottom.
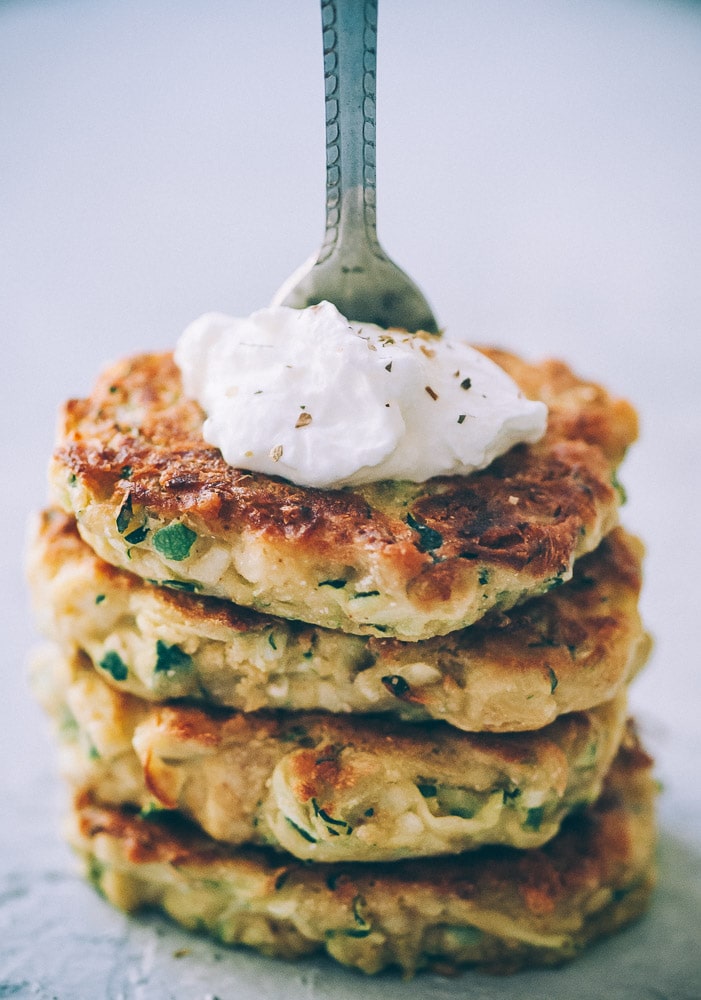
33, 644, 628, 862
49, 350, 637, 640
28, 509, 650, 731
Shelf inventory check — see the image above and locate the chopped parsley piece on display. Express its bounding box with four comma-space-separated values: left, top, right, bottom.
478, 568, 490, 586
612, 886, 632, 903
611, 472, 628, 505
95, 594, 106, 605
460, 377, 472, 390
580, 739, 600, 767
347, 894, 372, 937
274, 869, 290, 891
457, 414, 466, 424
120, 465, 133, 479
87, 858, 104, 885
406, 512, 443, 552
154, 640, 193, 674
442, 796, 479, 819
381, 674, 410, 698
99, 650, 128, 682
115, 493, 133, 534
139, 802, 171, 819
353, 590, 380, 598
59, 711, 79, 739
417, 783, 437, 798
312, 799, 352, 835
318, 579, 347, 589
160, 579, 199, 592
124, 524, 149, 545
279, 725, 315, 748
548, 666, 559, 693
524, 806, 545, 831
153, 522, 197, 561
326, 872, 348, 891
268, 633, 277, 650
285, 817, 317, 844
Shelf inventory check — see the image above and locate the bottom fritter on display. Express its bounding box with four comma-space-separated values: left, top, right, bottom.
65, 728, 656, 977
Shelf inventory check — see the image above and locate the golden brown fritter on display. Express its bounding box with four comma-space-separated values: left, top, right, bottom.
66, 728, 656, 976
33, 644, 628, 862
29, 508, 649, 731
49, 349, 637, 640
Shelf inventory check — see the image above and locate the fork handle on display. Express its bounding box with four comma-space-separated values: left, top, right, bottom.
319, 0, 383, 264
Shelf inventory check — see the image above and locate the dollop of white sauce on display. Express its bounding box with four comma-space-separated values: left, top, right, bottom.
174, 302, 547, 488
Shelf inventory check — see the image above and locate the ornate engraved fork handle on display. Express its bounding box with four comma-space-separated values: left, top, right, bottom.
319, 0, 384, 265
275, 0, 437, 332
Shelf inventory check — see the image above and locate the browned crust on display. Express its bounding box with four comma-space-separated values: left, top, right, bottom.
405, 440, 613, 577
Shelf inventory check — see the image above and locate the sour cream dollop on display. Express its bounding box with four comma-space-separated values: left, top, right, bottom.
174, 302, 547, 488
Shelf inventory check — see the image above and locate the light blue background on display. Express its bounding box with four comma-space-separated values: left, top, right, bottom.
2, 1, 700, 996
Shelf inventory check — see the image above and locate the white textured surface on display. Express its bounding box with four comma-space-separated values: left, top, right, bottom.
3, 0, 700, 996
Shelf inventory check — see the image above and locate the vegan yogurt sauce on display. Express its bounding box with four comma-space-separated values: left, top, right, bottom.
175, 301, 547, 488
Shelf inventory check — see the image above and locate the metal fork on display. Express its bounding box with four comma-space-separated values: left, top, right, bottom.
274, 0, 438, 333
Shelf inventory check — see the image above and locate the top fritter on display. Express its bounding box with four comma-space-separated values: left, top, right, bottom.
49, 348, 637, 641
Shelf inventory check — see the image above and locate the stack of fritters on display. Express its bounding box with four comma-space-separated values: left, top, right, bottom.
28, 347, 657, 975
